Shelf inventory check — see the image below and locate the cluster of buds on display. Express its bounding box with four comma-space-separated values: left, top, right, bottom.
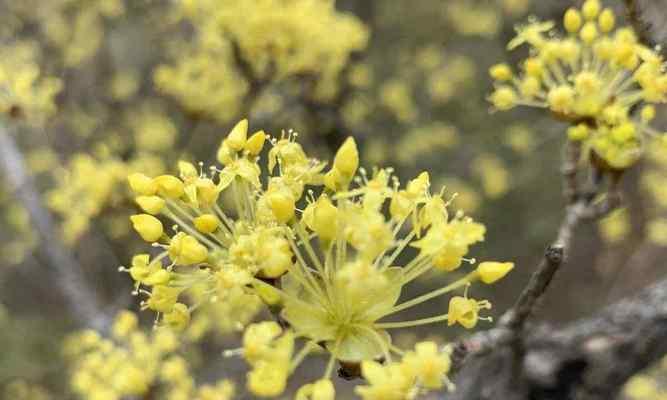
125, 119, 513, 397
489, 0, 667, 171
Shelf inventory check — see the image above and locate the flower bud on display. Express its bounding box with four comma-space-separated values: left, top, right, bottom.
582, 0, 600, 20
580, 22, 598, 44
477, 261, 514, 284
246, 130, 267, 155
128, 173, 157, 195
194, 214, 220, 233
225, 119, 248, 151
312, 195, 338, 241
267, 191, 296, 223
598, 8, 615, 33
135, 196, 165, 215
143, 269, 171, 286
489, 63, 512, 81
564, 8, 582, 33
567, 124, 590, 141
333, 137, 359, 176
154, 175, 184, 198
130, 214, 163, 242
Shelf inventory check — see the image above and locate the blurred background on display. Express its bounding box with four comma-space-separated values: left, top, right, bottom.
1, 0, 666, 398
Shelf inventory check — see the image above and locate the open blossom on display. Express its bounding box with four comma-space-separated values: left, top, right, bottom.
489, 0, 667, 170
124, 119, 513, 397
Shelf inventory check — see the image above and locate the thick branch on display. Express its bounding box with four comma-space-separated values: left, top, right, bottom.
448, 275, 667, 400
0, 122, 111, 332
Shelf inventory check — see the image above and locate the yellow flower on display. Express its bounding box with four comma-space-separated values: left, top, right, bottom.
296, 379, 335, 400
168, 232, 208, 265
401, 341, 452, 389
356, 361, 414, 400
163, 303, 191, 331
447, 295, 492, 329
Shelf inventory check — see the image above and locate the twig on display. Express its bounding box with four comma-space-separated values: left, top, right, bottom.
0, 121, 111, 332
453, 146, 620, 371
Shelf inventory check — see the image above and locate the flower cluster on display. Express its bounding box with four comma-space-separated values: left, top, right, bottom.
65, 310, 235, 400
154, 0, 368, 122
125, 119, 513, 397
46, 151, 165, 244
489, 0, 667, 170
0, 41, 62, 123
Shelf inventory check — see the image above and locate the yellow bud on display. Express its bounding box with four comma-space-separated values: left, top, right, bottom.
548, 85, 575, 113
520, 76, 541, 98
135, 196, 165, 215
312, 195, 338, 241
246, 130, 267, 155
641, 105, 656, 123
226, 119, 248, 151
489, 63, 513, 81
598, 8, 615, 33
323, 168, 342, 191
128, 173, 157, 195
130, 214, 163, 242
112, 311, 138, 339
154, 175, 184, 198
490, 86, 517, 111
143, 269, 171, 286
582, 0, 600, 20
524, 58, 544, 78
217, 143, 234, 165
567, 124, 590, 141
564, 8, 582, 33
477, 262, 514, 284
580, 22, 598, 44
267, 191, 295, 223
164, 303, 190, 331
194, 214, 220, 233
333, 137, 359, 176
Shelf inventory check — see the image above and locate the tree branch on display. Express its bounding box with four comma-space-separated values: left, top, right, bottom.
448, 275, 667, 400
0, 121, 111, 332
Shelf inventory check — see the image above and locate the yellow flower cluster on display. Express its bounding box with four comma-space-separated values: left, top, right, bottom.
0, 42, 62, 123
445, 0, 531, 38
47, 151, 165, 244
356, 341, 452, 399
126, 119, 513, 397
65, 310, 235, 400
155, 0, 368, 122
3, 0, 124, 67
489, 0, 667, 170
